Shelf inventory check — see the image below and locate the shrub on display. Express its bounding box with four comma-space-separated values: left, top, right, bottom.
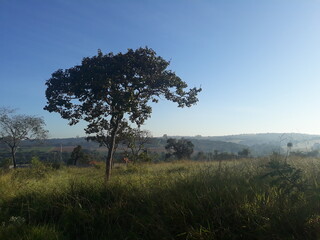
0, 158, 11, 170
11, 157, 52, 181
261, 156, 306, 194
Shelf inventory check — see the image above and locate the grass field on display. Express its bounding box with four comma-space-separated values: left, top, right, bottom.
1, 156, 320, 239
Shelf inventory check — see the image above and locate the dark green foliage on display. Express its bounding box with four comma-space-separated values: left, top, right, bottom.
70, 145, 83, 165
238, 148, 250, 157
211, 151, 237, 161
69, 145, 92, 165
0, 158, 11, 169
137, 151, 152, 162
165, 138, 194, 159
44, 47, 201, 180
11, 157, 52, 180
121, 128, 152, 163
194, 151, 207, 161
262, 155, 306, 195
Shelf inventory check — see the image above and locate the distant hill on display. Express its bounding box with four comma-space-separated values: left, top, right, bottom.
206, 133, 320, 147
164, 133, 320, 156
151, 137, 247, 154
186, 139, 247, 154
2, 133, 320, 158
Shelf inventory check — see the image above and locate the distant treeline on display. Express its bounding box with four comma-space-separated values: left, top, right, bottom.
1, 134, 319, 165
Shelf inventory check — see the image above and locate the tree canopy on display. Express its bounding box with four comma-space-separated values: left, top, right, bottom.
0, 107, 48, 168
165, 138, 194, 160
238, 148, 250, 158
121, 128, 152, 163
44, 47, 201, 181
69, 145, 92, 166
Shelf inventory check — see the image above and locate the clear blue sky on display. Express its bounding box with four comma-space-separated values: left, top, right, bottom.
1, 0, 320, 138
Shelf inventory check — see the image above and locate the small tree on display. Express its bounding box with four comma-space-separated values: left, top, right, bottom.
213, 150, 219, 159
0, 108, 48, 168
165, 138, 194, 160
69, 145, 85, 165
122, 128, 152, 163
286, 142, 293, 161
238, 148, 250, 158
44, 47, 201, 181
195, 151, 207, 161
69, 145, 94, 166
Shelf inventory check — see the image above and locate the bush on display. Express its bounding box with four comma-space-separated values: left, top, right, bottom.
0, 158, 11, 170
137, 152, 152, 162
49, 161, 63, 170
261, 155, 306, 194
11, 157, 52, 180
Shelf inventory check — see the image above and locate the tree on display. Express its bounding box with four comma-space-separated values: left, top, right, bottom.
238, 148, 250, 158
165, 138, 194, 160
69, 145, 86, 165
122, 128, 152, 163
213, 150, 219, 159
44, 47, 201, 181
68, 145, 93, 166
286, 142, 293, 160
195, 151, 207, 161
0, 108, 48, 168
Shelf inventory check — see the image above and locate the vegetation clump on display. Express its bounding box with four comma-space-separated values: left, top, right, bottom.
44, 47, 201, 181
0, 107, 48, 168
0, 156, 320, 239
165, 138, 194, 160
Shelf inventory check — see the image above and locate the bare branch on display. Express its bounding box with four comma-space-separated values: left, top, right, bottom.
0, 107, 48, 168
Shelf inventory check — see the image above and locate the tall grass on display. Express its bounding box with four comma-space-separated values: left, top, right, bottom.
0, 157, 320, 239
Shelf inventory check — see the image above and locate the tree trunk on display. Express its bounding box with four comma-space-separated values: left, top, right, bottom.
11, 147, 16, 168
105, 115, 122, 183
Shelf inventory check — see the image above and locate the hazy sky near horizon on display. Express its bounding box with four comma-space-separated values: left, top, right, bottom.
1, 0, 320, 138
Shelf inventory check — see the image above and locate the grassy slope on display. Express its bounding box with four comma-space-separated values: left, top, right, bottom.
0, 158, 320, 239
